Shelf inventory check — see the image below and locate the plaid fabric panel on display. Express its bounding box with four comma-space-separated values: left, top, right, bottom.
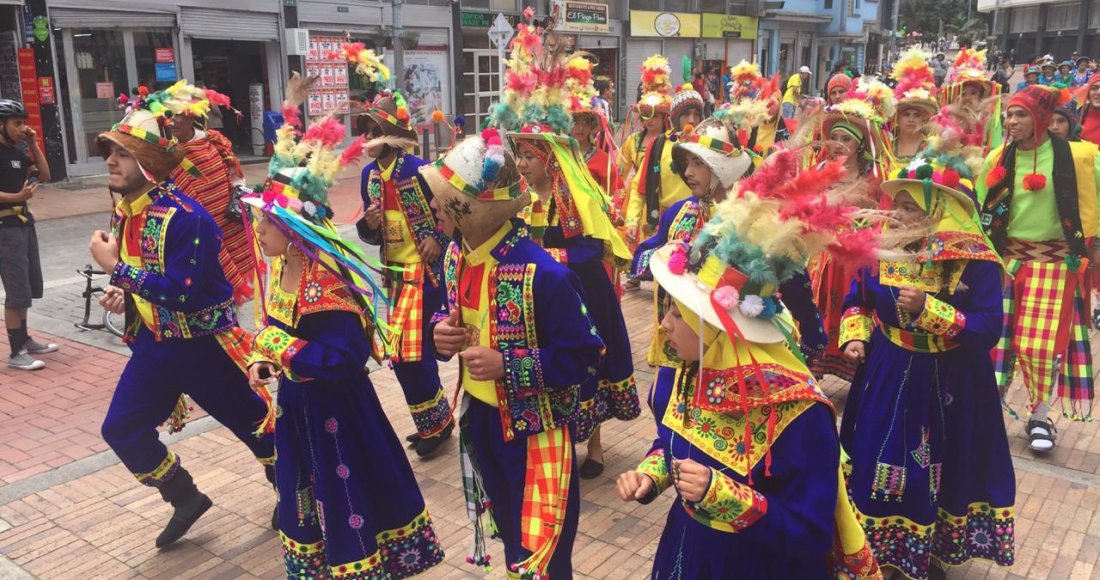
519, 426, 573, 576
385, 263, 426, 362
1061, 293, 1094, 419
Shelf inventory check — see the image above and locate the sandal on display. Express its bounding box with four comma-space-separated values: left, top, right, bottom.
579, 458, 605, 479
1027, 418, 1056, 452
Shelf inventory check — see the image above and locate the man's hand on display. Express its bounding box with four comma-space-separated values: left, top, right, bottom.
11, 181, 37, 202
364, 202, 382, 229
433, 309, 466, 358
99, 285, 125, 314
22, 126, 37, 142
89, 230, 120, 272
616, 471, 656, 503
248, 362, 278, 389
625, 225, 639, 245
843, 341, 867, 364
418, 237, 442, 264
460, 346, 505, 381
897, 286, 927, 314
671, 459, 711, 503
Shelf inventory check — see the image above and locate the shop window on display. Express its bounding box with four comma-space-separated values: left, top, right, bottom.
1010, 6, 1038, 33
700, 0, 727, 12
631, 0, 661, 11
1046, 2, 1079, 31
68, 29, 128, 160
133, 30, 177, 90
825, 0, 833, 9
1092, 0, 1100, 29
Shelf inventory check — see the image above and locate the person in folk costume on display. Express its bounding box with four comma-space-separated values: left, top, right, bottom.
940, 48, 1003, 155
241, 101, 446, 578
616, 55, 673, 220
808, 77, 897, 382
616, 149, 883, 580
566, 54, 624, 218
491, 21, 640, 480
977, 85, 1100, 451
1075, 74, 1100, 145
727, 60, 792, 154
839, 130, 1016, 580
89, 97, 276, 548
890, 48, 940, 168
345, 45, 456, 459
1051, 104, 1083, 141
623, 57, 693, 255
827, 72, 853, 106
423, 130, 604, 579
158, 81, 257, 307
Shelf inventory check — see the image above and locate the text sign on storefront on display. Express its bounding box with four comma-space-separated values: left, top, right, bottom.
629, 11, 702, 38
700, 14, 759, 40
155, 48, 175, 63
462, 11, 516, 28
37, 77, 54, 105
552, 1, 609, 33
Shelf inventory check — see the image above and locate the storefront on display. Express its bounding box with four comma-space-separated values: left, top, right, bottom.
458, 10, 519, 132
0, 1, 23, 102
627, 11, 758, 107
49, 0, 284, 175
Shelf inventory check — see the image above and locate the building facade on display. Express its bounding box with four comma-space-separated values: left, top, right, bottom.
760, 0, 880, 91
979, 0, 1098, 61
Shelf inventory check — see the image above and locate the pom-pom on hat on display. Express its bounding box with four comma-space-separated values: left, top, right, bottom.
362, 91, 417, 144
97, 102, 184, 182
419, 129, 530, 236
671, 83, 705, 126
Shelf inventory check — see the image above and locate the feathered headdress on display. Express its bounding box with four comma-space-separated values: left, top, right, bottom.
727, 60, 765, 102
942, 47, 998, 104
339, 43, 391, 88
566, 54, 600, 115
641, 54, 673, 96
488, 11, 573, 134
820, 76, 897, 178
892, 47, 938, 115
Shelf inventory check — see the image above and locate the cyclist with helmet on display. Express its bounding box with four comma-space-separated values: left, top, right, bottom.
0, 99, 56, 370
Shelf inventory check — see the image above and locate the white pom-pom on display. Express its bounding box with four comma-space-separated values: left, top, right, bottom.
303, 201, 317, 216
739, 295, 765, 318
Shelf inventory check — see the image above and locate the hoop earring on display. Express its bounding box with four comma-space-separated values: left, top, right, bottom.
285, 241, 297, 257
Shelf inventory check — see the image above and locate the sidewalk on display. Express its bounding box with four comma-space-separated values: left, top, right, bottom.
3, 286, 1100, 578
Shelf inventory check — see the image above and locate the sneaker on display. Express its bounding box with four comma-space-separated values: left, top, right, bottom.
24, 338, 59, 355
8, 352, 45, 371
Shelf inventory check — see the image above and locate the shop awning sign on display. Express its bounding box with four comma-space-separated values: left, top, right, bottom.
629, 11, 701, 38
552, 1, 610, 34
700, 14, 758, 40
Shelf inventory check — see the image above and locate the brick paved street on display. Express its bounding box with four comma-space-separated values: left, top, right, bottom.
3, 172, 1100, 579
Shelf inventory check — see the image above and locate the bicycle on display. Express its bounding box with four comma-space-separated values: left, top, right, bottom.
75, 264, 124, 338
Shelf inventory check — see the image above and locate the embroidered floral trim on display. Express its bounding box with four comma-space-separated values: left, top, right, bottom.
685, 469, 768, 532
134, 451, 180, 487
111, 262, 148, 294
502, 347, 544, 399
857, 503, 1015, 579
914, 295, 966, 338
839, 306, 874, 347
254, 326, 308, 371
636, 449, 671, 493
409, 389, 453, 437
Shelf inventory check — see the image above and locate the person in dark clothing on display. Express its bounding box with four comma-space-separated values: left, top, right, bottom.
0, 99, 57, 371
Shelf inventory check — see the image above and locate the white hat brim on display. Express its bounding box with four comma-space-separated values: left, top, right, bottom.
672, 142, 753, 189
649, 244, 789, 344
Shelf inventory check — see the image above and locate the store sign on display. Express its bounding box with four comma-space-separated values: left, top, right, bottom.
37, 77, 54, 105
306, 34, 350, 116
155, 48, 175, 63
95, 82, 114, 100
701, 14, 758, 40
155, 62, 177, 82
16, 50, 43, 151
552, 1, 609, 34
629, 11, 701, 38
462, 11, 516, 29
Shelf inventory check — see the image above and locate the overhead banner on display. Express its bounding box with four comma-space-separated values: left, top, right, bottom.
701, 14, 758, 40
552, 1, 610, 34
629, 10, 701, 38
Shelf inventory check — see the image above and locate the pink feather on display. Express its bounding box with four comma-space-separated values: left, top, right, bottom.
339, 135, 368, 165
829, 228, 880, 267
303, 118, 346, 148
204, 88, 231, 107
282, 103, 302, 128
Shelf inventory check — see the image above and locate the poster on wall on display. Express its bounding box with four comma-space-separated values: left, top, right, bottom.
306, 34, 349, 116
383, 49, 451, 126
16, 49, 43, 150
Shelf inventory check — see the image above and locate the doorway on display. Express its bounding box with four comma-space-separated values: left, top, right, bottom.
191, 39, 267, 152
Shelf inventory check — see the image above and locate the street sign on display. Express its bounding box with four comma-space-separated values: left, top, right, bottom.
488, 13, 514, 48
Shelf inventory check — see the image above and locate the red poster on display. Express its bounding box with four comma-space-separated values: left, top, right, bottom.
38, 77, 55, 105
16, 49, 43, 151
155, 48, 175, 63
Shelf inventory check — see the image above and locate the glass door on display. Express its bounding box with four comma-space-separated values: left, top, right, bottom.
462, 48, 500, 132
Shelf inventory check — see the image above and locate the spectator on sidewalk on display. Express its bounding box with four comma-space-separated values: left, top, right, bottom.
0, 99, 57, 371
931, 53, 949, 86
993, 59, 1013, 94
782, 66, 811, 119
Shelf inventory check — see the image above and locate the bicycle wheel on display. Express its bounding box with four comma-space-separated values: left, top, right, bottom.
102, 310, 125, 338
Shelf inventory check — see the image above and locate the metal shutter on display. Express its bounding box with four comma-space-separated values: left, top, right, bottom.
625, 39, 661, 104
661, 39, 694, 85
410, 28, 449, 47
298, 0, 383, 32
180, 8, 279, 42
50, 8, 176, 29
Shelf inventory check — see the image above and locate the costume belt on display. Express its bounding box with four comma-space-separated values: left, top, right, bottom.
1003, 238, 1071, 264
875, 314, 957, 353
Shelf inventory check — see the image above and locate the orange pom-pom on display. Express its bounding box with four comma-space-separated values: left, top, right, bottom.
682, 123, 695, 134
431, 110, 445, 123
1022, 173, 1047, 191
985, 165, 1007, 187
396, 108, 410, 122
